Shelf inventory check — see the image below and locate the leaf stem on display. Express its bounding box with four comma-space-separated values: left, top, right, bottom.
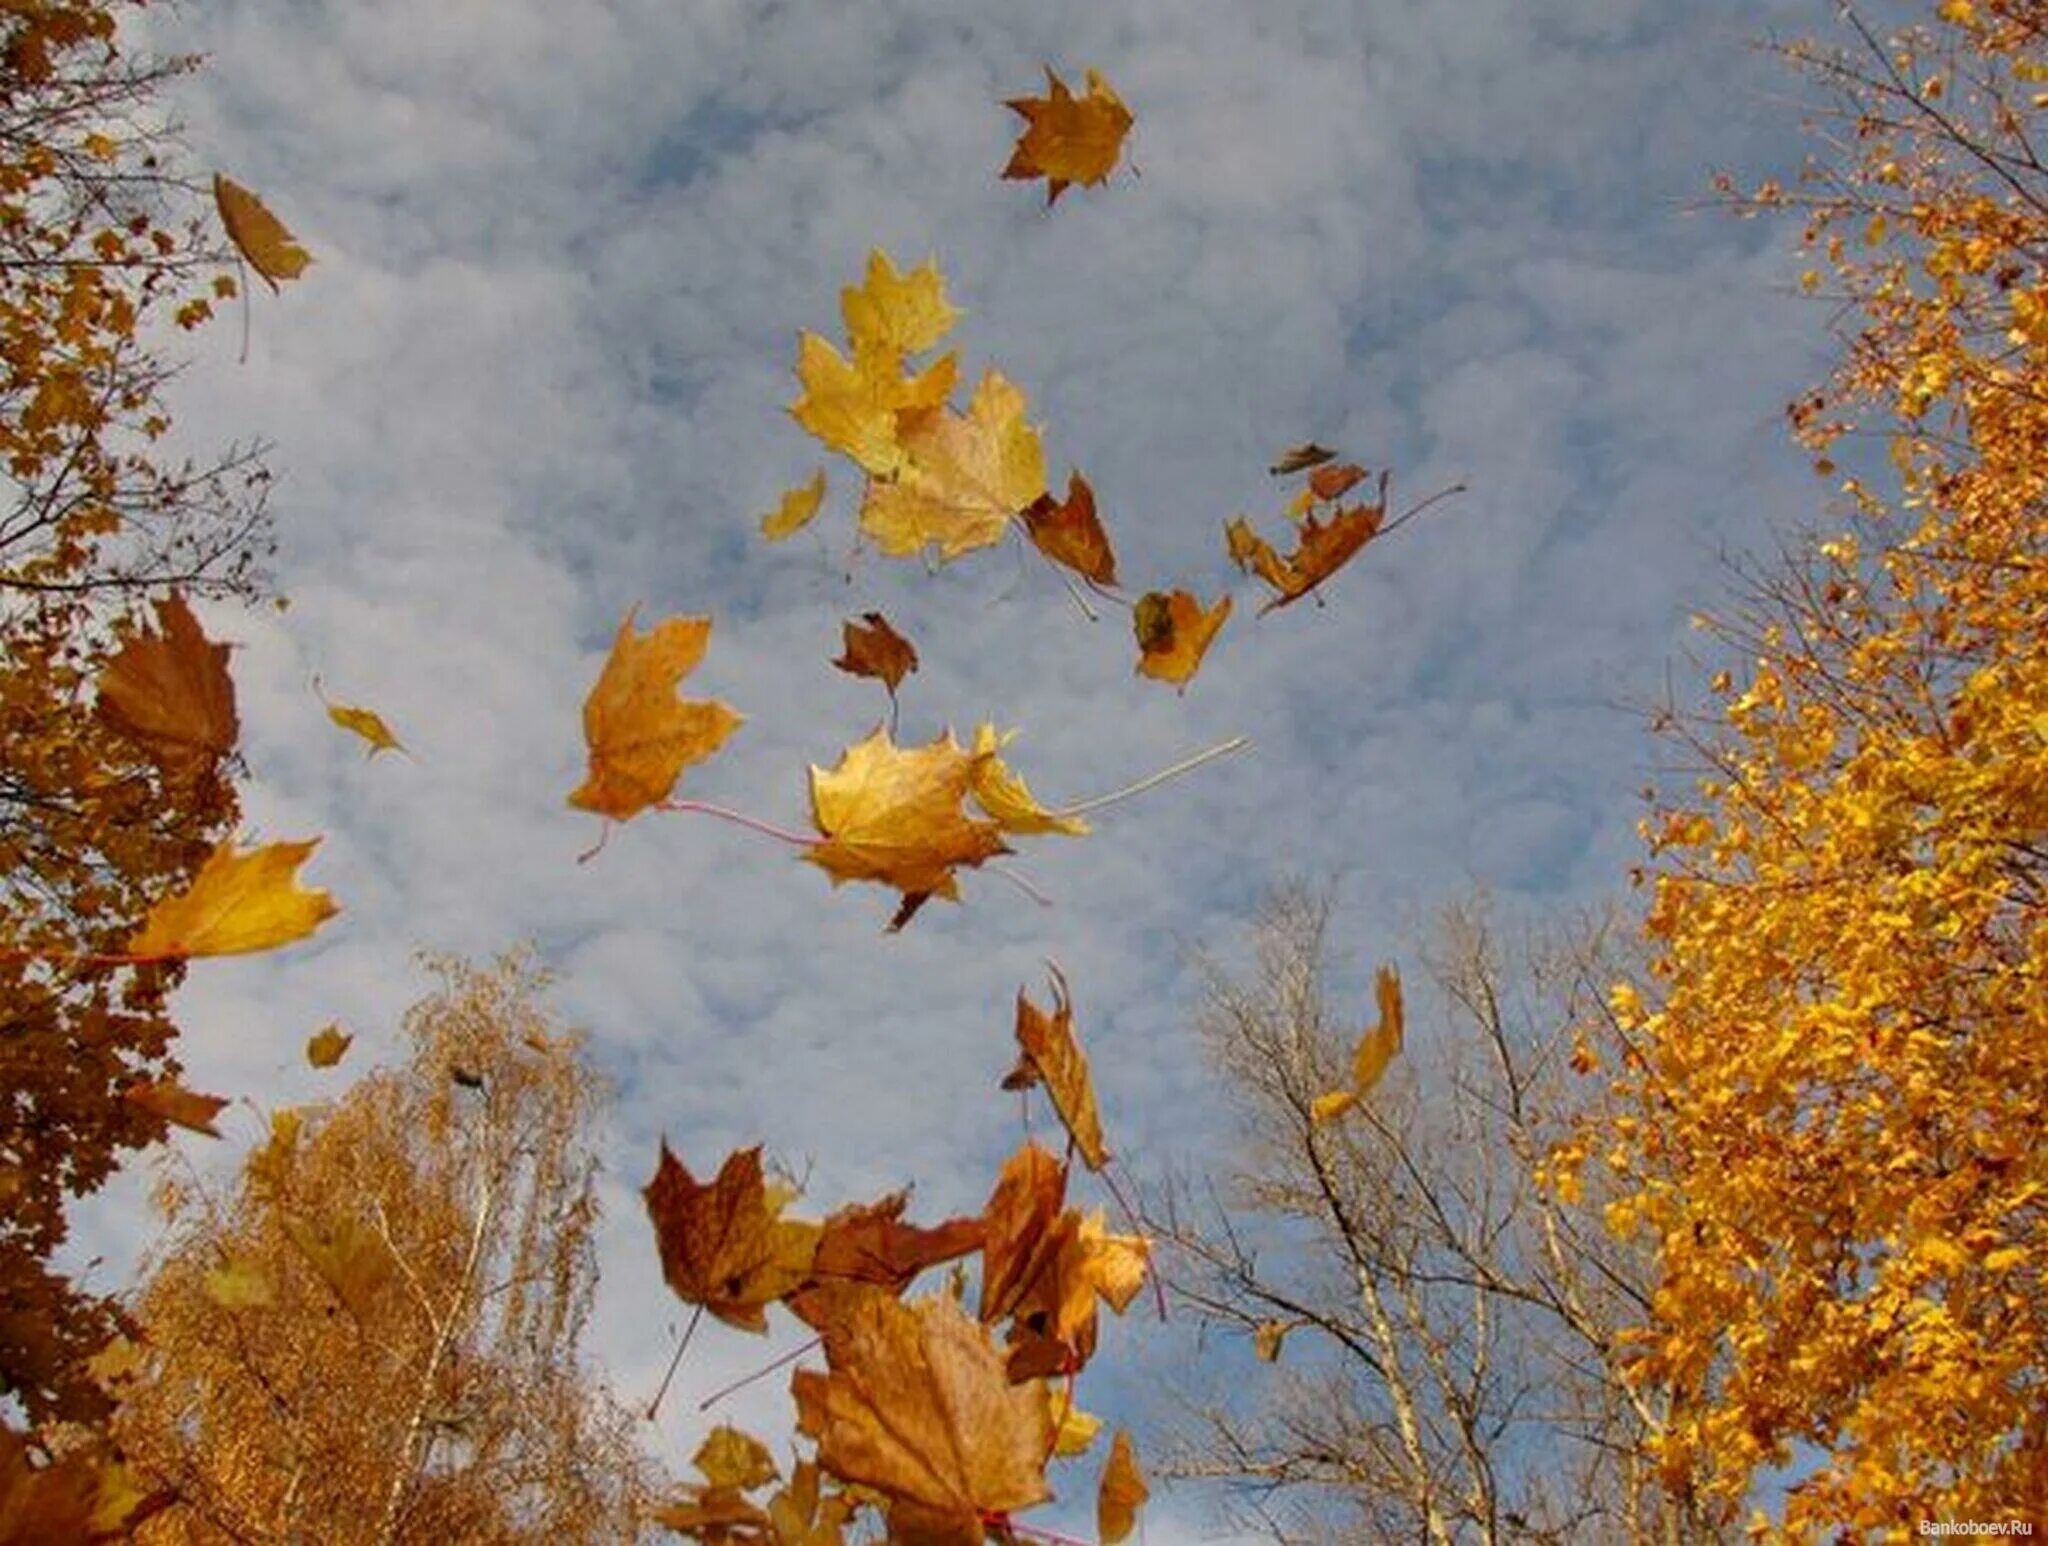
643, 1304, 703, 1422
1054, 736, 1252, 819
696, 1333, 822, 1412
658, 800, 814, 847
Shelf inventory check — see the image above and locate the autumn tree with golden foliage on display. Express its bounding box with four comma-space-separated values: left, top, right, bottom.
1144, 886, 1732, 1544
110, 955, 661, 1544
1586, 0, 2048, 1528
0, 0, 278, 1431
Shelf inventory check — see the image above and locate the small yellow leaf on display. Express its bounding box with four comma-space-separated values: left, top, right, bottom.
1050, 1387, 1102, 1457
316, 679, 407, 758
305, 1023, 353, 1069
694, 1426, 780, 1492
1097, 1428, 1149, 1544
214, 174, 313, 290
128, 838, 338, 960
761, 470, 828, 541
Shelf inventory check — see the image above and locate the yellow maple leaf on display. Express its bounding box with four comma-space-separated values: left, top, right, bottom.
315, 678, 406, 757
789, 331, 957, 477
1098, 1428, 1149, 1544
760, 470, 828, 541
305, 1023, 352, 1068
969, 723, 1088, 836
128, 838, 337, 960
859, 369, 1047, 561
840, 248, 961, 362
213, 175, 312, 290
1003, 68, 1134, 204
805, 727, 1011, 930
1134, 588, 1232, 690
569, 608, 743, 823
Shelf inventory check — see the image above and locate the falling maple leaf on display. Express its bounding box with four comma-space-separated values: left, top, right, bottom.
1307, 461, 1368, 501
122, 1080, 228, 1138
1050, 1387, 1102, 1456
1003, 1209, 1149, 1380
1269, 442, 1336, 476
793, 1292, 1054, 1541
968, 724, 1088, 837
1311, 964, 1405, 1123
1020, 471, 1117, 587
305, 1023, 352, 1069
790, 330, 956, 478
859, 370, 1048, 562
213, 175, 312, 290
832, 612, 918, 700
1003, 67, 1134, 204
978, 1142, 1069, 1327
314, 678, 406, 757
569, 608, 742, 823
94, 593, 238, 782
760, 470, 828, 541
643, 1143, 820, 1333
788, 1190, 984, 1331
280, 1210, 391, 1324
694, 1426, 781, 1492
1134, 588, 1232, 689
1098, 1429, 1149, 1544
1226, 493, 1386, 613
804, 727, 1011, 930
127, 837, 337, 960
1253, 1319, 1291, 1362
839, 249, 962, 363
1001, 969, 1109, 1170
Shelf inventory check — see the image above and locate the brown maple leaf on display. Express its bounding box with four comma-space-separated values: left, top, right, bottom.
1133, 588, 1232, 690
1001, 968, 1109, 1170
644, 1144, 820, 1333
805, 727, 1012, 930
121, 1081, 228, 1139
831, 612, 918, 700
1003, 67, 1134, 205
1225, 485, 1386, 613
569, 608, 743, 823
1307, 461, 1368, 501
1020, 471, 1117, 587
793, 1293, 1054, 1543
978, 1142, 1070, 1326
95, 593, 238, 782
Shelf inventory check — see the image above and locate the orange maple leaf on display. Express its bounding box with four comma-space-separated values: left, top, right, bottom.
1133, 588, 1232, 689
1020, 471, 1117, 587
1003, 67, 1134, 204
1098, 1429, 1150, 1545
1225, 489, 1386, 612
804, 727, 1011, 930
644, 1144, 820, 1333
569, 608, 742, 823
1001, 969, 1109, 1170
793, 1293, 1053, 1542
127, 837, 336, 960
95, 593, 238, 781
978, 1142, 1070, 1327
1307, 461, 1368, 501
213, 175, 312, 291
789, 1190, 984, 1331
1003, 1209, 1150, 1382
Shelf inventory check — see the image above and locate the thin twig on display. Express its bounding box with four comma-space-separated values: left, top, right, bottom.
1055, 736, 1252, 819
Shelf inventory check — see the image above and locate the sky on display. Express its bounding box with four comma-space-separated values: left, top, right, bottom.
61, 0, 1882, 1537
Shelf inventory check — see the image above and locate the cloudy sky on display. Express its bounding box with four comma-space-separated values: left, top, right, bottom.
65, 0, 1884, 1536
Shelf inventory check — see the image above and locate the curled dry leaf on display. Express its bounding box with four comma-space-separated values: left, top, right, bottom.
1050, 1386, 1102, 1456
760, 470, 828, 541
643, 1143, 820, 1333
1311, 964, 1406, 1123
127, 837, 337, 960
978, 1142, 1069, 1326
1253, 1319, 1291, 1362
304, 1023, 352, 1069
859, 370, 1048, 563
805, 727, 1011, 931
1098, 1428, 1149, 1545
1307, 461, 1368, 501
1003, 67, 1134, 204
94, 593, 237, 782
122, 1081, 228, 1138
1269, 441, 1337, 476
832, 612, 918, 698
1226, 495, 1386, 613
1002, 969, 1109, 1170
568, 608, 742, 823
315, 679, 406, 757
1020, 470, 1117, 587
793, 1293, 1053, 1542
1005, 1210, 1149, 1380
213, 175, 312, 290
1133, 588, 1231, 690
